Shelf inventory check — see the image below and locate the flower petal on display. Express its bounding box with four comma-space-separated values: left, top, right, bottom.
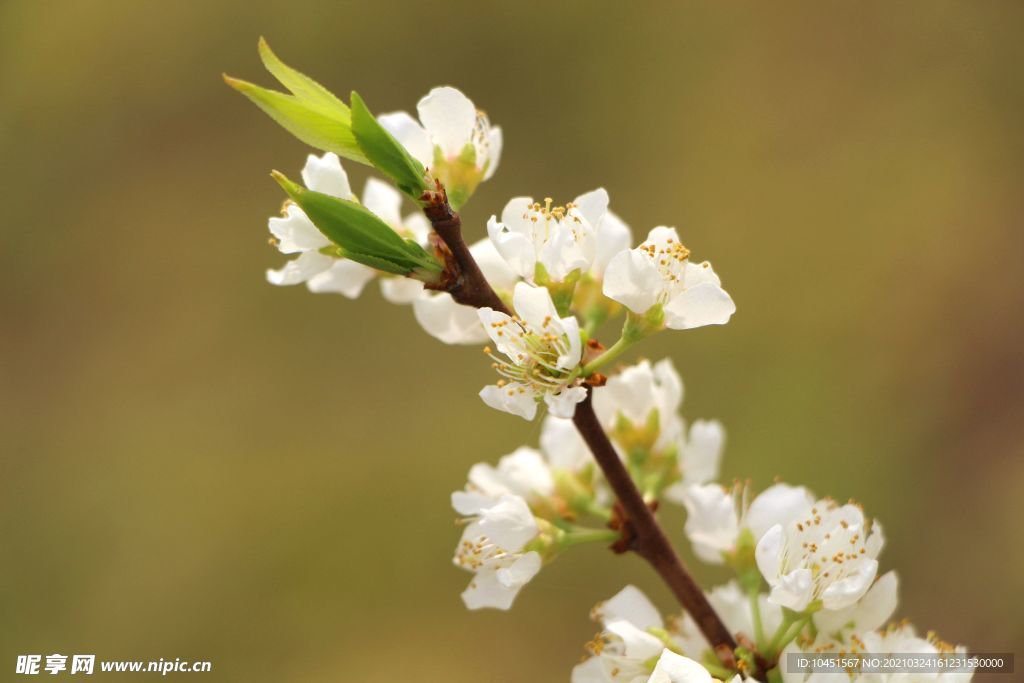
266, 250, 333, 286
769, 567, 814, 612
663, 281, 736, 330
596, 585, 663, 630
305, 259, 376, 298
268, 204, 330, 254
602, 249, 660, 314
379, 276, 424, 304
821, 558, 877, 610
377, 111, 432, 167
483, 126, 503, 180
544, 386, 587, 418
511, 282, 560, 331
416, 86, 477, 157
471, 237, 520, 290
488, 214, 537, 280
361, 177, 403, 228
572, 188, 609, 228
745, 484, 815, 543
412, 292, 489, 345
680, 419, 724, 485
479, 383, 538, 421
680, 483, 739, 564
593, 210, 632, 277
301, 152, 353, 199
647, 650, 713, 683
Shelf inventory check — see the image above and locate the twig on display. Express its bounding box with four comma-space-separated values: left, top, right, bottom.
421, 186, 510, 315
419, 190, 738, 664
572, 389, 737, 656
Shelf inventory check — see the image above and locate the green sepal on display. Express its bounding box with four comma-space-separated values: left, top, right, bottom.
271, 171, 440, 276
349, 92, 429, 197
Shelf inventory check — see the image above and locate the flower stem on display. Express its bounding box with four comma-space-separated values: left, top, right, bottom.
748, 585, 766, 650
563, 528, 621, 547
582, 336, 634, 376
768, 614, 809, 657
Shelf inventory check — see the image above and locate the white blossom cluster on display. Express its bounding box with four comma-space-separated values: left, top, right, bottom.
247, 77, 971, 683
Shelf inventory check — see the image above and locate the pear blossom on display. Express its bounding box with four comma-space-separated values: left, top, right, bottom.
572, 585, 692, 683
674, 482, 815, 565
266, 153, 428, 299
487, 189, 631, 283
593, 358, 686, 452
756, 499, 885, 612
603, 227, 735, 330
266, 152, 371, 296
451, 446, 555, 514
452, 494, 543, 610
812, 571, 898, 640
573, 584, 775, 683
411, 238, 519, 345
378, 86, 502, 204
478, 282, 586, 420
859, 623, 973, 683
781, 620, 972, 683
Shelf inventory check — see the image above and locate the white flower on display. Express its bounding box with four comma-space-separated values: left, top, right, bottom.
575, 583, 783, 683
674, 482, 815, 565
478, 282, 586, 420
756, 499, 884, 612
603, 227, 735, 330
378, 86, 502, 202
266, 154, 427, 300
411, 238, 519, 344
860, 623, 973, 683
451, 446, 555, 515
593, 358, 686, 451
572, 585, 681, 683
266, 152, 371, 297
487, 189, 631, 283
646, 651, 713, 683
812, 571, 898, 639
452, 494, 542, 610
782, 620, 971, 683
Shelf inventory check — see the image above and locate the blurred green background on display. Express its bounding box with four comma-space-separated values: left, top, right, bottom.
2, 1, 1022, 680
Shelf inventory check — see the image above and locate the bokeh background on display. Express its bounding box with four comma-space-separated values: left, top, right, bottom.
2, 1, 1022, 680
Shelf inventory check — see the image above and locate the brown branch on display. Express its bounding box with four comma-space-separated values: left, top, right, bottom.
572, 389, 738, 657
418, 188, 738, 665
421, 186, 510, 315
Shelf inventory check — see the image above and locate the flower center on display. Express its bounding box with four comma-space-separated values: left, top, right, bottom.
785, 503, 871, 593
484, 315, 574, 393
639, 237, 691, 302
520, 197, 587, 248
455, 534, 510, 570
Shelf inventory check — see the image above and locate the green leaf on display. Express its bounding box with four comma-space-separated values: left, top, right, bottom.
225, 76, 367, 163
257, 37, 348, 115
271, 171, 440, 275
349, 91, 429, 197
